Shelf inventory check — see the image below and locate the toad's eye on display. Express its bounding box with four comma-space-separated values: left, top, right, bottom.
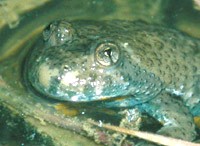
43, 20, 75, 46
95, 42, 120, 66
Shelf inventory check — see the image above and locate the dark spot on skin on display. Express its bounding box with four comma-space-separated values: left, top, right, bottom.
182, 132, 186, 136
183, 111, 189, 116
146, 59, 153, 67
189, 121, 194, 127
123, 66, 128, 71
58, 62, 62, 66
107, 78, 113, 85
163, 101, 168, 105
154, 40, 164, 50
192, 66, 197, 73
125, 74, 131, 82
176, 101, 182, 107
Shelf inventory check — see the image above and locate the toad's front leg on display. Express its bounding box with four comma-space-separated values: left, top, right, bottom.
137, 92, 197, 145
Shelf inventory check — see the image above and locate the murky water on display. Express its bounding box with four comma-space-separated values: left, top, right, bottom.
0, 0, 200, 145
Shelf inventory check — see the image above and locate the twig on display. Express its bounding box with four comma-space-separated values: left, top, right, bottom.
89, 119, 200, 146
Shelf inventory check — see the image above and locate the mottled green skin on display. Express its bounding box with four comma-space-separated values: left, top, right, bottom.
24, 20, 200, 141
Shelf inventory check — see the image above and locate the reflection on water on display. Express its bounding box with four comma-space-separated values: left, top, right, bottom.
0, 0, 200, 145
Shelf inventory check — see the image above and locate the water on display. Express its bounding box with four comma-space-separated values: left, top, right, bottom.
0, 0, 200, 145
